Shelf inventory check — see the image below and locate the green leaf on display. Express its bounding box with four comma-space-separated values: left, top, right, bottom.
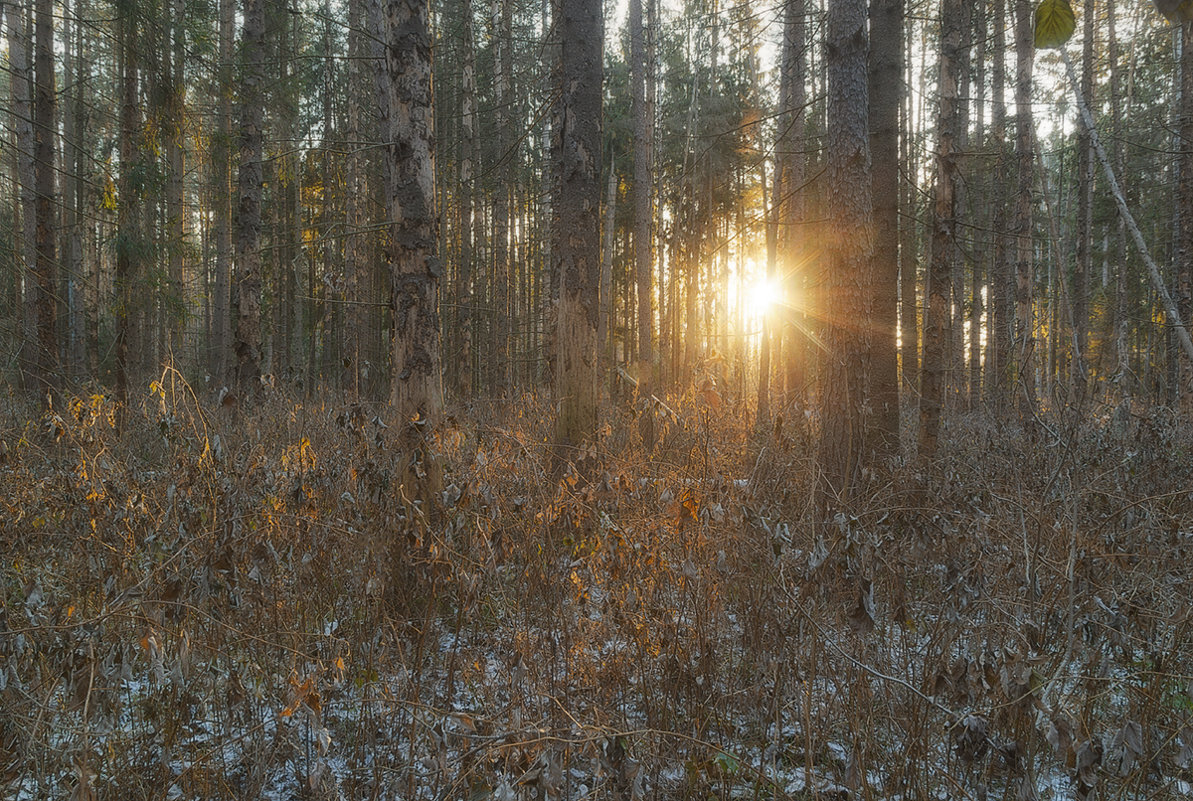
1034, 0, 1076, 49
1152, 0, 1193, 23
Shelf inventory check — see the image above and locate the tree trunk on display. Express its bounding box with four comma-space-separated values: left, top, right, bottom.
601, 163, 616, 389
165, 0, 186, 367
1109, 0, 1130, 388
8, 1, 36, 393
989, 0, 1012, 411
211, 0, 234, 382
1180, 21, 1193, 404
757, 162, 775, 431
385, 0, 443, 419
31, 0, 58, 402
950, 2, 972, 408
899, 13, 918, 404
233, 0, 266, 393
1073, 0, 1094, 404
491, 0, 512, 394
61, 0, 85, 380
343, 0, 366, 397
921, 0, 961, 459
115, 7, 141, 412
1013, 0, 1037, 419
969, 0, 986, 408
631, 0, 653, 378
868, 0, 902, 453
553, 0, 602, 459
778, 0, 806, 402
818, 0, 872, 507
456, 0, 477, 397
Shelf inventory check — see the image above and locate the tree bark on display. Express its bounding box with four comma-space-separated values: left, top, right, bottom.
456, 0, 477, 397
900, 14, 918, 403
818, 0, 872, 507
631, 0, 653, 377
1109, 0, 1131, 387
553, 0, 602, 460
868, 0, 902, 453
491, 0, 512, 394
385, 0, 443, 420
1073, 0, 1094, 404
210, 0, 234, 382
8, 1, 35, 392
778, 0, 806, 402
115, 7, 141, 412
165, 0, 186, 366
969, 0, 986, 408
757, 162, 775, 431
31, 0, 58, 402
989, 0, 1012, 410
61, 0, 85, 380
1180, 22, 1193, 403
233, 0, 266, 393
601, 163, 616, 388
921, 0, 961, 459
1013, 0, 1037, 419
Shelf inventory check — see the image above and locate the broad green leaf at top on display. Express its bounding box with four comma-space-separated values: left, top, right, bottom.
1034, 0, 1076, 49
1152, 0, 1193, 22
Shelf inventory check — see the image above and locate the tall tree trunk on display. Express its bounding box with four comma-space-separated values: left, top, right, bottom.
1180, 21, 1193, 404
61, 0, 84, 380
140, 15, 162, 378
31, 0, 58, 401
233, 0, 267, 393
631, 0, 654, 379
211, 0, 235, 382
969, 0, 986, 408
921, 0, 961, 459
344, 0, 367, 397
1013, 0, 1037, 418
1074, 0, 1094, 404
318, 3, 339, 383
8, 1, 36, 392
899, 13, 918, 404
455, 0, 477, 397
757, 162, 775, 431
491, 0, 512, 394
600, 163, 616, 389
818, 0, 872, 507
385, 0, 443, 419
778, 0, 806, 402
989, 0, 1012, 411
1109, 0, 1130, 388
553, 0, 602, 458
868, 0, 902, 453
950, 2, 972, 407
115, 7, 141, 411
165, 0, 186, 367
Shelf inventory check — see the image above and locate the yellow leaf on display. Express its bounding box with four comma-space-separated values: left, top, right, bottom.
1034, 0, 1075, 49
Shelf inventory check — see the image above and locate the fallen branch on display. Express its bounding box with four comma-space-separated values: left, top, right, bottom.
1061, 49, 1193, 364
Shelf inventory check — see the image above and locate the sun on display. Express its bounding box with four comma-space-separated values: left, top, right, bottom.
746, 276, 781, 318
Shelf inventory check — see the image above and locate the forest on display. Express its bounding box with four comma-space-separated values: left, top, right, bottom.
3, 0, 1193, 796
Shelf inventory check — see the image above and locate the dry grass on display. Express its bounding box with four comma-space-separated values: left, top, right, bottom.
2, 376, 1192, 800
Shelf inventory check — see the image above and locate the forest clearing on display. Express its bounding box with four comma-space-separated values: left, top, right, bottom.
4, 0, 1193, 796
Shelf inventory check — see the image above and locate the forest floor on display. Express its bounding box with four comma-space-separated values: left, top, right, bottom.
2, 376, 1193, 801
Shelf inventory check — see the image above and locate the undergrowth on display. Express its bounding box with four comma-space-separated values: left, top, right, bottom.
2, 375, 1192, 800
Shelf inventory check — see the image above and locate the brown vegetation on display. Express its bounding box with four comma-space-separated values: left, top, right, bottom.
3, 384, 1192, 799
